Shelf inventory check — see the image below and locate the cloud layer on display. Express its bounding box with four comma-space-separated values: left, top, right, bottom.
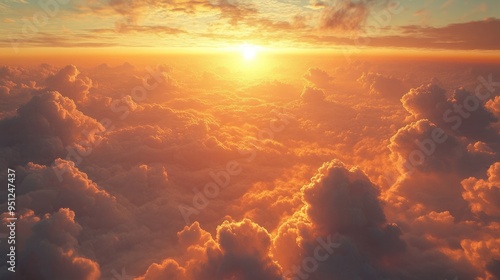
1, 57, 499, 280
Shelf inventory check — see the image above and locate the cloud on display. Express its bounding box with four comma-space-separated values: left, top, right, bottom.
303, 160, 387, 234
300, 18, 500, 50
273, 160, 407, 280
461, 237, 500, 280
358, 71, 406, 98
389, 119, 464, 174
14, 160, 127, 229
486, 95, 500, 120
301, 86, 326, 103
486, 258, 500, 279
396, 18, 500, 50
245, 80, 299, 102
7, 208, 101, 280
7, 155, 484, 280
462, 162, 500, 217
386, 118, 489, 219
401, 83, 498, 142
319, 0, 372, 31
137, 219, 282, 280
106, 0, 257, 27
441, 0, 454, 9
0, 91, 103, 168
216, 0, 258, 25
0, 33, 119, 49
45, 65, 92, 103
268, 158, 480, 279
137, 259, 186, 280
1, 60, 499, 280
102, 162, 169, 205
0, 65, 49, 116
92, 24, 186, 35
303, 67, 334, 89
4, 0, 500, 50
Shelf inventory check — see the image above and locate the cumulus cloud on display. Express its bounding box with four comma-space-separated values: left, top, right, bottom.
358, 71, 406, 98
137, 259, 186, 280
401, 83, 498, 142
301, 86, 326, 103
389, 119, 464, 174
45, 65, 93, 103
11, 160, 128, 228
3, 208, 101, 280
462, 162, 500, 217
0, 66, 45, 117
0, 91, 103, 168
486, 95, 500, 121
17, 151, 471, 280
102, 162, 169, 205
385, 117, 494, 221
1, 60, 499, 280
462, 237, 500, 280
273, 160, 406, 280
303, 68, 334, 89
138, 219, 282, 280
387, 81, 500, 221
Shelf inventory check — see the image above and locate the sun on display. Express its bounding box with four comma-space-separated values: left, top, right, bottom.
240, 43, 260, 60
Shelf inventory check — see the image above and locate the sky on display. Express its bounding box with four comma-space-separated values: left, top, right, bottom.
1, 1, 500, 280
1, 0, 500, 52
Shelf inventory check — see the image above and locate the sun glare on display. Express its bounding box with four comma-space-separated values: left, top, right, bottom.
240, 43, 260, 60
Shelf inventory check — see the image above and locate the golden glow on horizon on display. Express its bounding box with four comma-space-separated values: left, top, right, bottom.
1, 47, 500, 67
240, 43, 262, 61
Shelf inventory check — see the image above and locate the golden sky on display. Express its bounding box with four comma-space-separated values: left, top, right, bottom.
1, 0, 500, 53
